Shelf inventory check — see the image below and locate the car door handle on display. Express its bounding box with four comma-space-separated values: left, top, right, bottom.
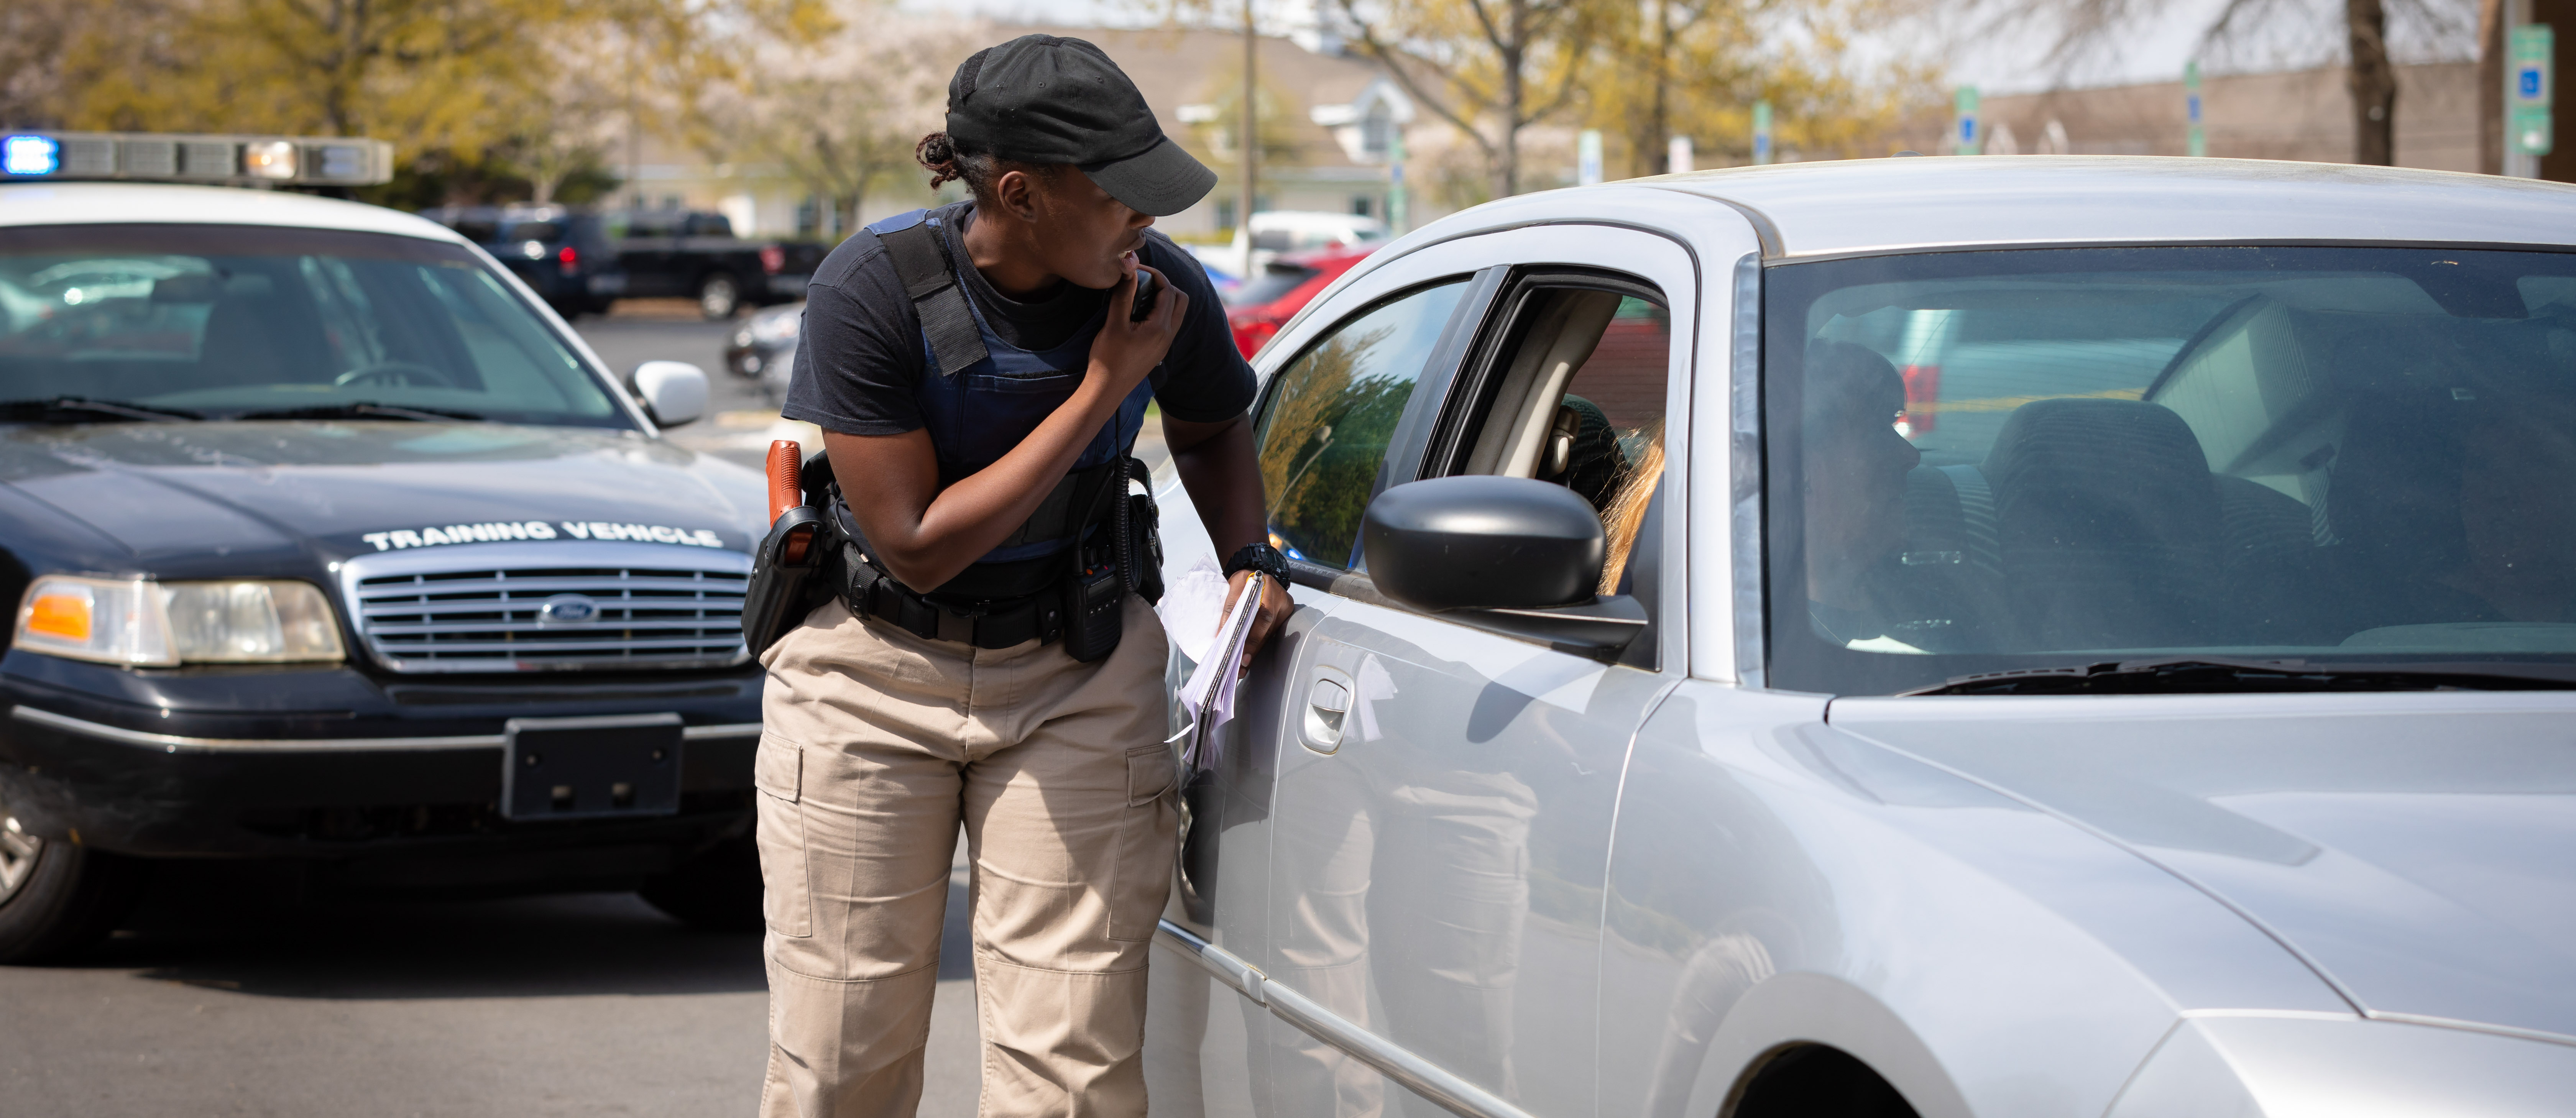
1303, 676, 1351, 754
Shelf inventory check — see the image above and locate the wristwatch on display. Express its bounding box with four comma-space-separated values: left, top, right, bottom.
1223, 542, 1290, 582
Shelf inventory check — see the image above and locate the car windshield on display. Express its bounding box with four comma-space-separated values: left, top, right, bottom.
0, 223, 625, 427
1766, 245, 2576, 694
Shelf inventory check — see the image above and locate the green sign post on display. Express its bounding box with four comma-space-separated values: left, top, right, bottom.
1753, 100, 1774, 166
2513, 25, 2555, 159
1387, 130, 1409, 235
2185, 61, 2206, 157
1954, 86, 1981, 156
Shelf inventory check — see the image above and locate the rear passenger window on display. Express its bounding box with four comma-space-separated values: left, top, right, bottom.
1253, 279, 1470, 570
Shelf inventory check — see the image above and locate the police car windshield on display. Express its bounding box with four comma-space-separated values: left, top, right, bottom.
1766, 245, 2576, 695
0, 223, 626, 428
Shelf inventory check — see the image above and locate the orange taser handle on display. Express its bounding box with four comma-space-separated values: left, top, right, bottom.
767, 440, 803, 525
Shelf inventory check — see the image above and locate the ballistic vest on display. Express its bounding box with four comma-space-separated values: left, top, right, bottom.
837, 206, 1154, 599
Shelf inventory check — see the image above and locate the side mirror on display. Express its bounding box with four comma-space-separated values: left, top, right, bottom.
631, 360, 709, 427
1360, 476, 1646, 654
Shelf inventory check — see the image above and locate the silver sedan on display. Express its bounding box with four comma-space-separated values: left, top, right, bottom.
1143, 156, 2576, 1117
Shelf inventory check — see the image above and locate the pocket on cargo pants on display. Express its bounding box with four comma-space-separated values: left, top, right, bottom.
753, 734, 812, 938
1106, 743, 1180, 941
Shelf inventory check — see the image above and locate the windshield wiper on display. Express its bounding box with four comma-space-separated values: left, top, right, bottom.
1902, 656, 2576, 696
230, 403, 484, 423
0, 396, 202, 423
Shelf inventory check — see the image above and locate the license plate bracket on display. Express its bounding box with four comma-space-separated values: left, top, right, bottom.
502, 714, 684, 821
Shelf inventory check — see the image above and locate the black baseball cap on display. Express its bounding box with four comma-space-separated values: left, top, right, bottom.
946, 34, 1219, 217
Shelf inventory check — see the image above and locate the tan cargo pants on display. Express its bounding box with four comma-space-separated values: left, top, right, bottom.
754, 593, 1178, 1118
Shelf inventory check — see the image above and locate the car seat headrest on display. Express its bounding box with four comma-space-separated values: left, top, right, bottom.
1982, 397, 2222, 648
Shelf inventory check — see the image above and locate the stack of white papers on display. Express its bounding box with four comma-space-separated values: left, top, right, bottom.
1167, 572, 1266, 772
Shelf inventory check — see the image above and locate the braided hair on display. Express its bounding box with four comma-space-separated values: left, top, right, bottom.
916, 131, 1061, 204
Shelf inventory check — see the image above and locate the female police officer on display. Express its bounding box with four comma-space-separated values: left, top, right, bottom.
757, 34, 1291, 1118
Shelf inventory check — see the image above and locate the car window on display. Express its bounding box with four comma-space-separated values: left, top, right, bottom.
1446, 282, 1672, 597
1767, 245, 2576, 694
0, 224, 624, 427
1254, 278, 1471, 569
506, 221, 562, 243
619, 212, 678, 238
684, 214, 735, 238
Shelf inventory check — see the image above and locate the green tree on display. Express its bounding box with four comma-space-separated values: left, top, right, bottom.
1582, 0, 1931, 174
52, 0, 828, 173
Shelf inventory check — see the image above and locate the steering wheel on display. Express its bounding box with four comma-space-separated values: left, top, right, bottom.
334, 361, 458, 389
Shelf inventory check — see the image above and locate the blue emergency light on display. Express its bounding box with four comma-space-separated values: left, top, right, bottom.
2, 135, 60, 176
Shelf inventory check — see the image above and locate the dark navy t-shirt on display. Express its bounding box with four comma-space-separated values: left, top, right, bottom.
780, 200, 1255, 439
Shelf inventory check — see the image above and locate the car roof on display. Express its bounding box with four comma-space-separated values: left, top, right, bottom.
1625, 156, 2576, 260
0, 181, 470, 245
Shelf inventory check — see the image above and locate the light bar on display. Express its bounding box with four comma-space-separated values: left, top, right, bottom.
0, 131, 393, 187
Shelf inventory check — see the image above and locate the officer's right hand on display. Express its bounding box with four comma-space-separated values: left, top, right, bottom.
1087, 252, 1186, 393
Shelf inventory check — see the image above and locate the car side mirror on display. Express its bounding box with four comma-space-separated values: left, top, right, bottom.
1360, 476, 1647, 655
631, 361, 709, 427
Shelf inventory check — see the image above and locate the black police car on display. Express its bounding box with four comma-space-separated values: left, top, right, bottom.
0, 175, 769, 962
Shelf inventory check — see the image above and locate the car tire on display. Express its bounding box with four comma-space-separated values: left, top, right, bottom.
637, 833, 763, 931
698, 273, 743, 320
0, 809, 150, 965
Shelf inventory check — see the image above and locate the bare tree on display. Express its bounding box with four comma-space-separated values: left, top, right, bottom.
1333, 0, 1602, 197
1975, 0, 2476, 166
711, 8, 970, 236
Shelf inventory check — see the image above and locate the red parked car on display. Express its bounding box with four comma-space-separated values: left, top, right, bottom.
1224, 243, 1380, 359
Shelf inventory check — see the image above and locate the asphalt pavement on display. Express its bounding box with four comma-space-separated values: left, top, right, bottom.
0, 305, 1000, 1117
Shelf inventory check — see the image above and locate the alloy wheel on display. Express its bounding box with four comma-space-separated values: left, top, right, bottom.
0, 810, 41, 905
700, 275, 741, 319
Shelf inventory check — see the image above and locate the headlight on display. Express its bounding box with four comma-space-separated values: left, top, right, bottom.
14, 576, 344, 666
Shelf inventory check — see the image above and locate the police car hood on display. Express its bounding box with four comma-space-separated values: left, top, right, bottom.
1829, 691, 2576, 1046
0, 421, 766, 573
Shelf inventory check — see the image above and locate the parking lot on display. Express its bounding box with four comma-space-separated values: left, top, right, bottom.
0, 306, 1001, 1118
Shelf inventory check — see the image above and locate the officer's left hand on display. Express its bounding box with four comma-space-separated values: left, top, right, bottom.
1221, 568, 1294, 679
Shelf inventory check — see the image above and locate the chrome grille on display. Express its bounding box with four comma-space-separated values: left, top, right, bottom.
340, 542, 751, 673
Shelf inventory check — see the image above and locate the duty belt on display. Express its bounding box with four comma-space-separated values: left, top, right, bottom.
843, 543, 1068, 649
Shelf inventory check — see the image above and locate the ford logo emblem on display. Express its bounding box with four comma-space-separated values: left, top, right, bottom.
537, 594, 599, 625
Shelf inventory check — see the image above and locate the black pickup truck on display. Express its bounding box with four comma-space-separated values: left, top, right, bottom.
607, 208, 823, 320
420, 206, 823, 320
417, 204, 628, 319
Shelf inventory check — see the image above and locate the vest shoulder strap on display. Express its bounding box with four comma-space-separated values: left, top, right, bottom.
871, 220, 991, 378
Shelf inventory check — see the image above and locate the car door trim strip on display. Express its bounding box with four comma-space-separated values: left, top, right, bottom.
1151, 918, 1265, 1004
8, 706, 761, 753
1154, 918, 1538, 1118
1728, 250, 1766, 688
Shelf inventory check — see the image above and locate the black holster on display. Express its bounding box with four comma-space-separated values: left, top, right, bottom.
743, 453, 844, 657
742, 505, 841, 657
